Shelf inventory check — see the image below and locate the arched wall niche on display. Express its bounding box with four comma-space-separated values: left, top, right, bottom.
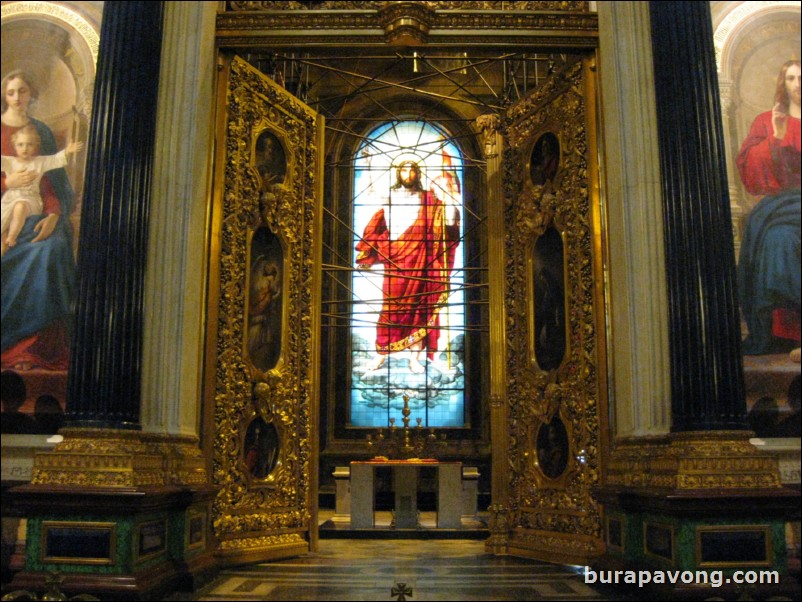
1, 1, 99, 116
712, 0, 802, 459
0, 1, 99, 430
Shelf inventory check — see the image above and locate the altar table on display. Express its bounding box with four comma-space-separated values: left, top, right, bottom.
349, 460, 462, 529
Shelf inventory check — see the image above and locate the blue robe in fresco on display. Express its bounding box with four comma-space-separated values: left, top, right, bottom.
737, 189, 801, 354
1, 118, 76, 352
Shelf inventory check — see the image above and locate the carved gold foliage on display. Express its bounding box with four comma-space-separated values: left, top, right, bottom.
212, 57, 318, 551
509, 528, 604, 559
143, 433, 209, 486
214, 509, 307, 537
228, 2, 589, 12
485, 502, 511, 551
30, 431, 164, 487
217, 2, 598, 45
218, 532, 307, 551
607, 432, 784, 490
476, 113, 501, 159
31, 470, 157, 488
29, 429, 208, 487
502, 59, 602, 544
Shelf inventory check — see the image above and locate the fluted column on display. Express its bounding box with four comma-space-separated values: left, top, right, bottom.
597, 0, 671, 438
66, 1, 164, 429
141, 1, 216, 437
649, 1, 748, 432
480, 115, 510, 554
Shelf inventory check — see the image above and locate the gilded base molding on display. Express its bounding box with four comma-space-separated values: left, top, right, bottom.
485, 503, 511, 554
29, 428, 209, 488
508, 528, 605, 565
142, 432, 209, 486
215, 533, 308, 565
218, 532, 306, 552
606, 431, 783, 491
30, 428, 163, 488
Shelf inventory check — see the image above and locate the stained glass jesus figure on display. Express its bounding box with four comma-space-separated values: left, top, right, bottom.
355, 160, 461, 373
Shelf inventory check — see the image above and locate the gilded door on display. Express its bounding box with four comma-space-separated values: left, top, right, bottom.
493, 56, 608, 564
206, 56, 324, 564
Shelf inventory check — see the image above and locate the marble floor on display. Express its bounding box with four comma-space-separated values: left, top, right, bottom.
173, 510, 631, 601
188, 538, 621, 601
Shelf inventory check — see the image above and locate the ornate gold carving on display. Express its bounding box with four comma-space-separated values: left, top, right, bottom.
214, 509, 308, 537
218, 532, 306, 551
228, 2, 589, 11
509, 528, 604, 561
502, 59, 603, 553
210, 57, 320, 557
142, 433, 209, 486
525, 406, 575, 489
29, 429, 209, 487
485, 502, 511, 552
379, 2, 433, 45
216, 4, 598, 48
606, 431, 784, 490
243, 384, 292, 488
476, 114, 501, 159
30, 429, 164, 488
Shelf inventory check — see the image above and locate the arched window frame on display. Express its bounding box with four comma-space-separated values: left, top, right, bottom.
349, 120, 467, 428
321, 111, 489, 446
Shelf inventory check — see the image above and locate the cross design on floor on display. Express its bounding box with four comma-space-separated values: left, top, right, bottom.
391, 581, 413, 601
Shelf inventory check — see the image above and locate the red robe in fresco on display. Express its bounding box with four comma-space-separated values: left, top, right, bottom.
355, 188, 460, 358
736, 111, 801, 351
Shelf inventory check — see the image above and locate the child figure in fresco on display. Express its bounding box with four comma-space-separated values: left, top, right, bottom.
1, 125, 83, 255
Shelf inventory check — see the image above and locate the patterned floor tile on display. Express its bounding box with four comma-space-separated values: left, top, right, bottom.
187, 540, 620, 601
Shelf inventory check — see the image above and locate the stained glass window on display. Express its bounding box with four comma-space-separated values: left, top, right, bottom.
350, 121, 465, 427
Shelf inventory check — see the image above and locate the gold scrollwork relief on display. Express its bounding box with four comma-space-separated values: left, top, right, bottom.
378, 2, 433, 45
509, 529, 604, 558
502, 60, 602, 546
30, 429, 163, 488
218, 532, 307, 551
476, 113, 501, 159
29, 429, 208, 488
486, 502, 512, 551
217, 3, 598, 48
212, 57, 318, 549
214, 509, 307, 538
607, 432, 783, 491
227, 2, 589, 12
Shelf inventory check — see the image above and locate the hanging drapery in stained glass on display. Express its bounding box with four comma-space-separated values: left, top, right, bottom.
350, 120, 465, 427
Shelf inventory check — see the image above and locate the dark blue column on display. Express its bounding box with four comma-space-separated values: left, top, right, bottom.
65, 1, 164, 429
649, 1, 748, 432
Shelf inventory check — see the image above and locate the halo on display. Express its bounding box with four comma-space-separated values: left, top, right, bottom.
391, 152, 427, 178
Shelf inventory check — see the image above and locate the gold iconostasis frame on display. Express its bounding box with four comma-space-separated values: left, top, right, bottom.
207, 1, 606, 565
